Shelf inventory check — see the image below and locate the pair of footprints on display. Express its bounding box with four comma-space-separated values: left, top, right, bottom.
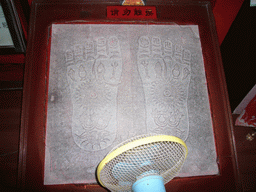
65, 36, 191, 151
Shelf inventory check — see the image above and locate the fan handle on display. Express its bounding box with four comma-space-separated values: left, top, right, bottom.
132, 175, 166, 192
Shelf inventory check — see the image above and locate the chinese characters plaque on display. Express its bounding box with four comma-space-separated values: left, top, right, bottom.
107, 6, 157, 19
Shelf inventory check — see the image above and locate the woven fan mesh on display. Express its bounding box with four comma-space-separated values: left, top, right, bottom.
99, 135, 187, 192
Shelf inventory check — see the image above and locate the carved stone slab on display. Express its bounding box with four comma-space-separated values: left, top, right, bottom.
44, 24, 218, 184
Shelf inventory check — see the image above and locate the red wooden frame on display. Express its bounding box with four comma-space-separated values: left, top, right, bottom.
19, 0, 240, 191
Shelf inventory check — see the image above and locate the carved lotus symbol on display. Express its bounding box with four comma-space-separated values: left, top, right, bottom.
151, 80, 186, 108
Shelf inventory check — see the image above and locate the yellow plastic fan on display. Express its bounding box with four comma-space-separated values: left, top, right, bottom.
97, 134, 188, 192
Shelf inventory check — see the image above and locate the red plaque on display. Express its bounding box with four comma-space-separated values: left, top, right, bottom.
107, 6, 157, 19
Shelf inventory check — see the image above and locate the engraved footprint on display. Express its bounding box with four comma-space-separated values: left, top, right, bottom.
138, 36, 191, 140
66, 36, 122, 151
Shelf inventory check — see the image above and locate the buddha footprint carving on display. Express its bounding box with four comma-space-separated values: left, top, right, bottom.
138, 36, 191, 140
66, 36, 122, 151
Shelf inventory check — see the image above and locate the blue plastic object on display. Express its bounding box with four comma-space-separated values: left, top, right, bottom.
132, 175, 166, 192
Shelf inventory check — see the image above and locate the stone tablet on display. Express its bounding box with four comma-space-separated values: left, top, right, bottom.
44, 24, 218, 184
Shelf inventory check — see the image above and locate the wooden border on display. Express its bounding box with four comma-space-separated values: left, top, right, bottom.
18, 0, 240, 191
